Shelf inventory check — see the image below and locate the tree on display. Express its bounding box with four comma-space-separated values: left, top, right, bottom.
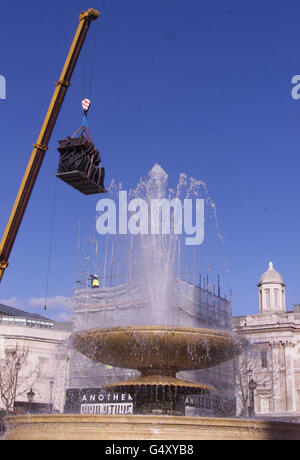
234, 341, 279, 417
0, 345, 41, 413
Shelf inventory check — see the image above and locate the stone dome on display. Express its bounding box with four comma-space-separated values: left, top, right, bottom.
258, 262, 285, 286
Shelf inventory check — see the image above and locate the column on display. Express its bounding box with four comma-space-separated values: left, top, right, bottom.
271, 342, 281, 413
284, 340, 296, 412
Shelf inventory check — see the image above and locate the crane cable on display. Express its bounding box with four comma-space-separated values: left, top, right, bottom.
74, 21, 99, 142
44, 20, 99, 312
81, 19, 98, 120
88, 18, 98, 100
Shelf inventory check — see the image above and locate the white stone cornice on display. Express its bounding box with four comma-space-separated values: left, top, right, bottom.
270, 338, 296, 347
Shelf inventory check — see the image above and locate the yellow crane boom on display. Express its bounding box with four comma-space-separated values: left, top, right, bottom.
0, 8, 100, 282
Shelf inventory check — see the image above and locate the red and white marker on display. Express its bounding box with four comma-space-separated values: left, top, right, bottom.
82, 98, 91, 112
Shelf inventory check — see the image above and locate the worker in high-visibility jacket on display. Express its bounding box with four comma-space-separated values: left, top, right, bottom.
89, 274, 99, 288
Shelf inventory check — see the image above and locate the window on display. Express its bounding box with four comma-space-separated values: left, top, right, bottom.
274, 289, 279, 309
261, 351, 268, 368
259, 290, 262, 311
260, 396, 270, 414
265, 289, 270, 309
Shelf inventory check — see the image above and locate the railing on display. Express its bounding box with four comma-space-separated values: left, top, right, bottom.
0, 316, 53, 329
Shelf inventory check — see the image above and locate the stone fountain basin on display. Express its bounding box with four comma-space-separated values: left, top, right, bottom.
73, 325, 243, 374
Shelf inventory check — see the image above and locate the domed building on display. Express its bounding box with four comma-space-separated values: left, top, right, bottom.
233, 262, 300, 422
258, 262, 286, 314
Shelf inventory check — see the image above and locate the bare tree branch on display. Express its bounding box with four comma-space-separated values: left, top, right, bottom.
0, 345, 41, 414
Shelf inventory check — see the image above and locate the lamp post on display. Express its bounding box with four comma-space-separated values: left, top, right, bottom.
15, 360, 21, 373
248, 378, 257, 418
13, 360, 21, 413
49, 380, 54, 413
27, 388, 35, 414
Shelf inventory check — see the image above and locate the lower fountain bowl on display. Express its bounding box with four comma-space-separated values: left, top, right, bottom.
4, 414, 300, 440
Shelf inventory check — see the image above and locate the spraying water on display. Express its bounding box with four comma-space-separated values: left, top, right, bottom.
75, 164, 231, 331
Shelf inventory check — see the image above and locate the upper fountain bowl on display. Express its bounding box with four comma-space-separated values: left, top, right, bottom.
73, 325, 245, 376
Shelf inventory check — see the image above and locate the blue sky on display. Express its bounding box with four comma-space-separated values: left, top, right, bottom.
0, 0, 300, 321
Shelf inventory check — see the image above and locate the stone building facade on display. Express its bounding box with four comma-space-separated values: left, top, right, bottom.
233, 262, 300, 421
0, 304, 71, 413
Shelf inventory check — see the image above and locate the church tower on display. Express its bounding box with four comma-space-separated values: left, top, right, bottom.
258, 262, 286, 313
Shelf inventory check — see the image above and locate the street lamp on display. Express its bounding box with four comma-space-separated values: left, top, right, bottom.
27, 388, 35, 404
27, 388, 35, 414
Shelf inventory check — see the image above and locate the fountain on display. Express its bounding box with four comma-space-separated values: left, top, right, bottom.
72, 325, 241, 417
5, 166, 300, 440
